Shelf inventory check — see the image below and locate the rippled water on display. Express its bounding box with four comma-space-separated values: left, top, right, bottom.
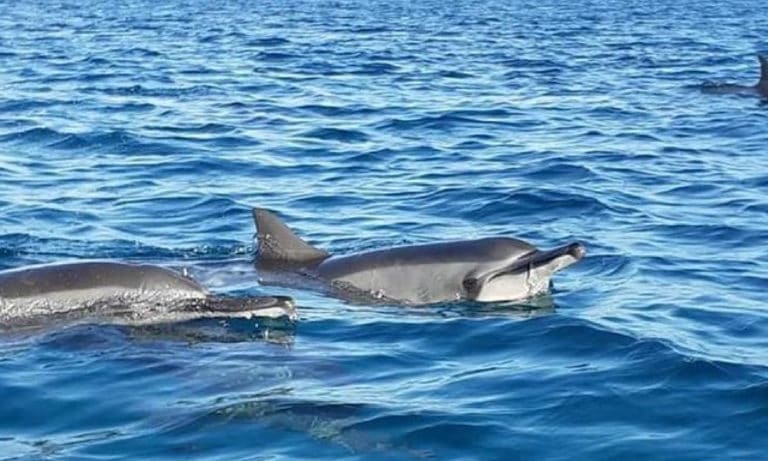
1, 0, 767, 459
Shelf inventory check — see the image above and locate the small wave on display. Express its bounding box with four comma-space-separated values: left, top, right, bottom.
294, 103, 384, 118
246, 37, 291, 47
47, 130, 174, 155
376, 113, 515, 132
147, 123, 236, 135
462, 190, 620, 223
438, 70, 475, 79
125, 47, 162, 58
0, 126, 66, 145
644, 223, 766, 246
350, 62, 401, 75
522, 162, 598, 183
256, 51, 297, 61
300, 127, 370, 143
101, 102, 156, 113
0, 99, 59, 113
350, 26, 391, 34
176, 65, 217, 75
83, 84, 221, 98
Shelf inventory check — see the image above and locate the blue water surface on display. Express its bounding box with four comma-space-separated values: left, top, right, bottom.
1, 0, 767, 459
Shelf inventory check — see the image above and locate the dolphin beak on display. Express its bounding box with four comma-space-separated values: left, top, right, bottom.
487, 242, 586, 281
176, 295, 298, 320
527, 242, 586, 268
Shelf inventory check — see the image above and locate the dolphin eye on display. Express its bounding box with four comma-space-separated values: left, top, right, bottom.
462, 277, 479, 293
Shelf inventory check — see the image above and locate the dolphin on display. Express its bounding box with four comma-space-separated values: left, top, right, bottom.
700, 54, 768, 98
0, 261, 296, 329
252, 208, 585, 305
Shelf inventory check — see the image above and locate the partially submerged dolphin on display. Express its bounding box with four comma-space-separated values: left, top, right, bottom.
253, 208, 585, 305
0, 261, 296, 329
701, 54, 768, 98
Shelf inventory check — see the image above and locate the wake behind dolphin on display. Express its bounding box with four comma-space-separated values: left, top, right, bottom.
0, 261, 296, 330
700, 54, 768, 98
252, 207, 585, 305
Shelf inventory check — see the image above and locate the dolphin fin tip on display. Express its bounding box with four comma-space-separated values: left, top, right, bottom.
759, 54, 768, 81
252, 207, 329, 263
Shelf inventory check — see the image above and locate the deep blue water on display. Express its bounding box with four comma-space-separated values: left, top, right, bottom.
1, 0, 768, 459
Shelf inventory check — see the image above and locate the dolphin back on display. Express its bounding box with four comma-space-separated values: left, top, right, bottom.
759, 54, 768, 90
0, 261, 206, 300
0, 262, 300, 329
253, 208, 329, 264
316, 238, 539, 304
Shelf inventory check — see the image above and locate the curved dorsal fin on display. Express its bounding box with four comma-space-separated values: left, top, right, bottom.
252, 208, 329, 263
759, 54, 768, 85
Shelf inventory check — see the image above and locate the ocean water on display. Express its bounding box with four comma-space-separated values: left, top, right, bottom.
1, 0, 767, 459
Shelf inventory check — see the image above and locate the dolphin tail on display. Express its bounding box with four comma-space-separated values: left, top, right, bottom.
252, 208, 329, 263
759, 54, 768, 85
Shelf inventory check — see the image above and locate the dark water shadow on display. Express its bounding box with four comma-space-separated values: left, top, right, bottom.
0, 315, 296, 348
125, 317, 296, 345
319, 292, 558, 323
172, 395, 436, 459
412, 294, 556, 320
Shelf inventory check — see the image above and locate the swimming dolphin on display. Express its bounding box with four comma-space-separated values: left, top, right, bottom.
252, 207, 585, 305
0, 261, 296, 329
701, 54, 768, 98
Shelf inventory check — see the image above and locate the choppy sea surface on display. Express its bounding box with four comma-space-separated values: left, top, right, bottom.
1, 0, 767, 459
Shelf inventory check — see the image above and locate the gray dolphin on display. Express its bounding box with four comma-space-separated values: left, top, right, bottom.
701, 54, 768, 98
0, 261, 296, 329
252, 208, 585, 305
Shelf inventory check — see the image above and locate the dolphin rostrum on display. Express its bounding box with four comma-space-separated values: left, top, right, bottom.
0, 261, 296, 329
252, 207, 585, 305
701, 54, 768, 98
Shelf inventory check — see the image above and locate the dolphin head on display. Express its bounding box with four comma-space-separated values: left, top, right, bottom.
460, 241, 585, 302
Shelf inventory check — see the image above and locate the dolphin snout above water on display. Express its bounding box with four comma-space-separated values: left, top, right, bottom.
252, 207, 585, 305
0, 261, 296, 329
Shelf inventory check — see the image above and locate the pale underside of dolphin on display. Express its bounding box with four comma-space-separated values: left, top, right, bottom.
0, 261, 296, 330
252, 208, 585, 305
701, 54, 768, 98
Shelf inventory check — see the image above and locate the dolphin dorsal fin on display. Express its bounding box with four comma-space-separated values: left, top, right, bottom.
759, 54, 768, 85
252, 208, 329, 263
